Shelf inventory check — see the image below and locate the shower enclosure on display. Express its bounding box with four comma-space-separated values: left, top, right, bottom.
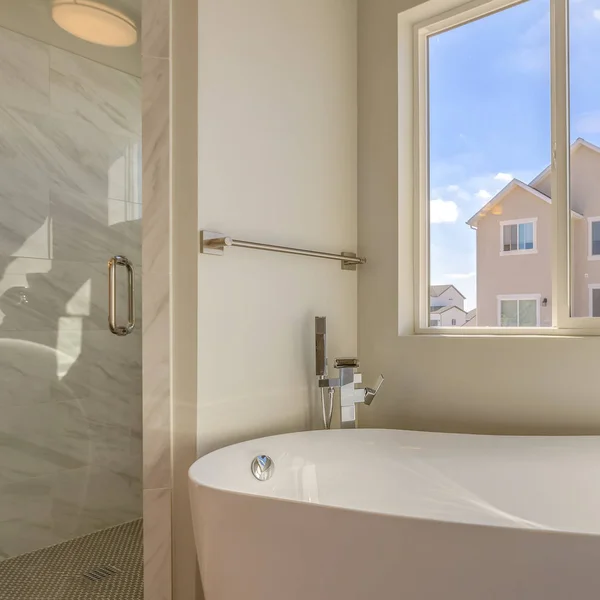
0, 6, 143, 597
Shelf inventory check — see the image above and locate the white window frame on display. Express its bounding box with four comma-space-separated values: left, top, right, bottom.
497, 294, 541, 328
587, 217, 600, 261
410, 0, 600, 336
589, 284, 600, 317
499, 218, 538, 256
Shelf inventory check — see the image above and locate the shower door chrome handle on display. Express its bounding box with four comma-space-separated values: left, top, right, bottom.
108, 255, 135, 336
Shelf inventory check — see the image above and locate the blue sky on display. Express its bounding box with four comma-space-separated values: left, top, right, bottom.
429, 0, 600, 310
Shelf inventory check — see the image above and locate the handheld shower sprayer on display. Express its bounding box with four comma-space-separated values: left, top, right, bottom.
315, 317, 334, 429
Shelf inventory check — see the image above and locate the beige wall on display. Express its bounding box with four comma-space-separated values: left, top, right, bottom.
357, 0, 600, 435
197, 0, 358, 446
476, 190, 552, 326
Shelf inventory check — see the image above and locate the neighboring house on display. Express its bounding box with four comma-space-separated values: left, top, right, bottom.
467, 138, 600, 326
430, 284, 467, 326
463, 309, 477, 327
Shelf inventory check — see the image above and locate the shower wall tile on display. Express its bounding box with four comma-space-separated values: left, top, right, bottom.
143, 0, 170, 59
50, 47, 142, 138
0, 401, 89, 486
51, 465, 141, 540
0, 108, 51, 259
143, 488, 172, 600
0, 27, 49, 114
0, 331, 56, 408
142, 56, 170, 275
0, 463, 142, 559
0, 476, 64, 560
50, 188, 142, 264
142, 273, 171, 489
3, 107, 137, 202
141, 2, 174, 599
45, 329, 142, 403
87, 330, 143, 403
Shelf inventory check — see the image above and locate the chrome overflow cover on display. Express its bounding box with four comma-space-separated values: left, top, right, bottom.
251, 455, 274, 481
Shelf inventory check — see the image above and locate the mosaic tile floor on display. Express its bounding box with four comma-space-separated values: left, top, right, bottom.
0, 519, 142, 600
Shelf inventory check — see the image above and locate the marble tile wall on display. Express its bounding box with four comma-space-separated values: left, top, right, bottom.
141, 0, 173, 596
0, 26, 142, 560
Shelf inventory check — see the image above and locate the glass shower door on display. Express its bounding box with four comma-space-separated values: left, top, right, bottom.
0, 22, 142, 577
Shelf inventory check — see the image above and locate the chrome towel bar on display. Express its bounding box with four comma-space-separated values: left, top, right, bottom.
199, 230, 366, 271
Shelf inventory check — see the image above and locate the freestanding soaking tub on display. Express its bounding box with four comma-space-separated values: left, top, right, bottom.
188, 429, 600, 600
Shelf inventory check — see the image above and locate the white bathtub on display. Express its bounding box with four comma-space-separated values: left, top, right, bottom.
188, 429, 600, 600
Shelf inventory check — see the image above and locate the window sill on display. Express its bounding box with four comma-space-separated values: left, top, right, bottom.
410, 326, 600, 338
499, 249, 538, 256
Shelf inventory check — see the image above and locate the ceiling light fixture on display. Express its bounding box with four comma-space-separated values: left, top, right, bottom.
52, 0, 137, 47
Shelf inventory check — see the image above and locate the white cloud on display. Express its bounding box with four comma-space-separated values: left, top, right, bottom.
443, 272, 476, 280
593, 9, 600, 20
446, 184, 460, 192
494, 172, 513, 182
430, 199, 458, 224
476, 189, 492, 200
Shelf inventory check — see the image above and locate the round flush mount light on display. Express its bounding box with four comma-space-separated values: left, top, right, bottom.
52, 0, 137, 47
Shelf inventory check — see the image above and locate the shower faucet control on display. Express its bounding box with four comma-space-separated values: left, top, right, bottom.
315, 318, 384, 429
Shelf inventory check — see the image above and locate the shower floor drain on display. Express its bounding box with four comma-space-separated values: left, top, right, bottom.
82, 565, 121, 582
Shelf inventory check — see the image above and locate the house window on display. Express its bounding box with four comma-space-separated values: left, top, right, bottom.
588, 218, 600, 259
501, 220, 536, 254
498, 296, 540, 327
451, 319, 457, 326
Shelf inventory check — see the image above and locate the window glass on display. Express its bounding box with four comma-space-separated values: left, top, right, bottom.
519, 299, 537, 326
519, 222, 534, 250
500, 300, 518, 326
592, 221, 600, 256
427, 0, 550, 328
569, 0, 600, 317
592, 288, 600, 317
503, 224, 517, 252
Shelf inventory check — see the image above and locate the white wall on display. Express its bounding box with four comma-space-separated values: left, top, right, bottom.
197, 0, 358, 455
357, 0, 600, 435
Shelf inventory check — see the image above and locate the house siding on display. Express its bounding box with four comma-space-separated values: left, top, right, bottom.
476, 187, 552, 326
431, 287, 465, 311
569, 146, 600, 317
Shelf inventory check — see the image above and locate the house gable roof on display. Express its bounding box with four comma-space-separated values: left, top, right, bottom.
467, 138, 599, 228
430, 284, 466, 300
529, 138, 600, 189
466, 179, 550, 228
430, 305, 467, 315
463, 313, 476, 326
